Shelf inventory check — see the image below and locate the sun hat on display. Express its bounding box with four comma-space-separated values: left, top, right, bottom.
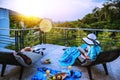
82, 33, 99, 45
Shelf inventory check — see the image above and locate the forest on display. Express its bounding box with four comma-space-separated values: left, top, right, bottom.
55, 0, 120, 29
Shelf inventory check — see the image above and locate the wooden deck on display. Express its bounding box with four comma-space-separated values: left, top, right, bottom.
0, 44, 120, 80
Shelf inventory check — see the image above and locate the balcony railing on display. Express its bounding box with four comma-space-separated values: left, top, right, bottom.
45, 27, 120, 50
0, 28, 41, 51
0, 27, 120, 51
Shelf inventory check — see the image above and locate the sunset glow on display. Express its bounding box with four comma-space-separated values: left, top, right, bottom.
16, 0, 44, 16
0, 0, 105, 21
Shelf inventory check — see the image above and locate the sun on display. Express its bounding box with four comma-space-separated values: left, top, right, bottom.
39, 19, 52, 32
17, 0, 44, 17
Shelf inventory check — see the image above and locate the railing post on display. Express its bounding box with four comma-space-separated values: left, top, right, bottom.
40, 31, 46, 44
15, 30, 19, 52
20, 30, 24, 50
93, 31, 98, 36
64, 29, 68, 46
44, 33, 46, 44
39, 31, 43, 44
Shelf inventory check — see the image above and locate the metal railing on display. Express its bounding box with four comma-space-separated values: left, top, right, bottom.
44, 27, 120, 50
0, 28, 42, 51
0, 27, 120, 51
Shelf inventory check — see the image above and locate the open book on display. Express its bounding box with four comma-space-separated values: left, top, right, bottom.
78, 47, 88, 60
78, 47, 87, 54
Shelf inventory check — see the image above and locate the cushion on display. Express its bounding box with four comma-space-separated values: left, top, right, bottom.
13, 51, 43, 67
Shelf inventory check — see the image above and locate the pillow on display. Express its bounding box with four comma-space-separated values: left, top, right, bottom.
13, 51, 43, 67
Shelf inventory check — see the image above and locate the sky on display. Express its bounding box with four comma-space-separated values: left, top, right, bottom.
0, 0, 107, 22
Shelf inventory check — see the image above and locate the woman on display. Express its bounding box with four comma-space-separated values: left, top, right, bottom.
78, 33, 101, 64
59, 33, 101, 66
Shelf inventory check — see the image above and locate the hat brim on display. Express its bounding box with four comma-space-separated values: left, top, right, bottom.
82, 38, 94, 45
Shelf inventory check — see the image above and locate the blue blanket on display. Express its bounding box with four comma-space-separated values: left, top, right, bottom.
59, 47, 80, 66
32, 67, 82, 80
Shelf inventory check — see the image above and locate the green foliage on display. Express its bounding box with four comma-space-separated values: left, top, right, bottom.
114, 32, 120, 47
90, 21, 109, 29
24, 30, 40, 47
45, 28, 66, 45
82, 14, 98, 24
10, 14, 21, 29
98, 30, 113, 50
110, 20, 120, 29
54, 0, 120, 29
10, 13, 42, 29
45, 28, 89, 47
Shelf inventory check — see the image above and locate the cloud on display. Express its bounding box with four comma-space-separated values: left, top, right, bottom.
0, 0, 105, 21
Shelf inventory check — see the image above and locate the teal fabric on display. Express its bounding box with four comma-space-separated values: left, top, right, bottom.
80, 43, 88, 49
59, 46, 80, 66
88, 45, 101, 61
79, 43, 101, 61
59, 44, 101, 66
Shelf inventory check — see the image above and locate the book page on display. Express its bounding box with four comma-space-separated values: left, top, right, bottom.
78, 47, 87, 59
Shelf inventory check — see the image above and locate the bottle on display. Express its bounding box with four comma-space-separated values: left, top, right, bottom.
46, 70, 50, 80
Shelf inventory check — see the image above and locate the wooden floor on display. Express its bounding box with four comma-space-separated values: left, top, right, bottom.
0, 44, 120, 80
